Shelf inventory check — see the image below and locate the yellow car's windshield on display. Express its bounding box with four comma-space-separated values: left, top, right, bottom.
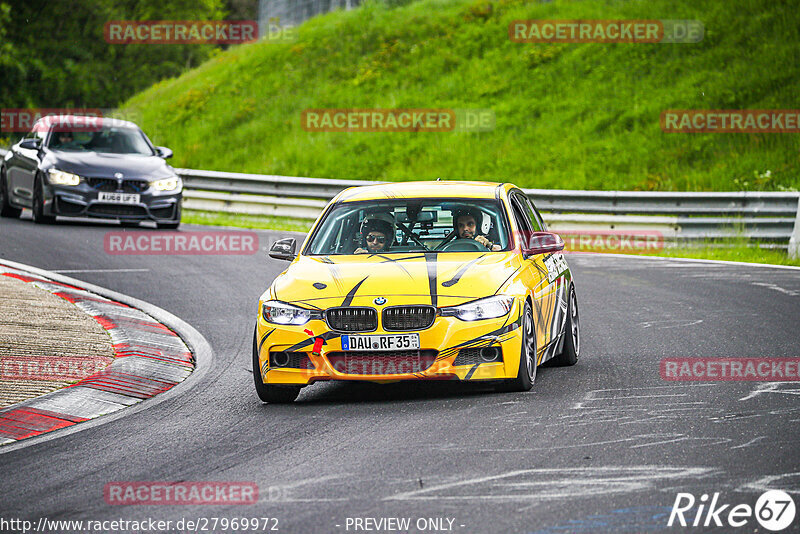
305, 199, 511, 255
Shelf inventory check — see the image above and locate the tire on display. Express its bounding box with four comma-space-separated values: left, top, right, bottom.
551, 284, 580, 366
0, 167, 22, 218
252, 326, 301, 403
497, 301, 537, 392
32, 173, 56, 224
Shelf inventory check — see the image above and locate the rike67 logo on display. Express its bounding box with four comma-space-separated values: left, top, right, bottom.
669, 490, 796, 531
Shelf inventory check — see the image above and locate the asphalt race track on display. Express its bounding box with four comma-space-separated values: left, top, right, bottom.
1, 216, 799, 534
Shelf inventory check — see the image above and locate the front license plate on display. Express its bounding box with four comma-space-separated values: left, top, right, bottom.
341, 333, 420, 351
98, 192, 140, 204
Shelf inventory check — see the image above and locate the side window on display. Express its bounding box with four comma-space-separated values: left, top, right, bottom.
523, 196, 546, 231
510, 194, 534, 232
24, 121, 47, 141
514, 193, 542, 232
510, 195, 532, 237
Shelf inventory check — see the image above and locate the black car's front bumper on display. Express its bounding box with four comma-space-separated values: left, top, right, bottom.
42, 182, 182, 222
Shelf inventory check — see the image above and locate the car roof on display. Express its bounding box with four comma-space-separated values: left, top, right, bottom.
337, 181, 514, 202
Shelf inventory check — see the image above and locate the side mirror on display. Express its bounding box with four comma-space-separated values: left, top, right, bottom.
520, 231, 565, 256
156, 146, 173, 159
20, 138, 41, 150
269, 238, 296, 261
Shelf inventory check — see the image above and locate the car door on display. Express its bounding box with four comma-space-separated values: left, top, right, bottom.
6, 123, 46, 207
523, 193, 569, 348
508, 191, 558, 356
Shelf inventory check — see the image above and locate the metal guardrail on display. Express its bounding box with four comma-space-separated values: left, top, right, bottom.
176, 167, 800, 255
1, 149, 797, 256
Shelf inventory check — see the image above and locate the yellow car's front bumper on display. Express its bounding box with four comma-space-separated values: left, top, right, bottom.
256, 301, 525, 385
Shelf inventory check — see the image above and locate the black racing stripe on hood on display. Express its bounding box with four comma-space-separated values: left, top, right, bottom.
375, 254, 414, 279
294, 300, 323, 310
341, 276, 369, 307
392, 255, 427, 261
442, 254, 486, 288
424, 252, 438, 307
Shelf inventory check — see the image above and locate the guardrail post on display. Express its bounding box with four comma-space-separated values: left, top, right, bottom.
788, 197, 800, 259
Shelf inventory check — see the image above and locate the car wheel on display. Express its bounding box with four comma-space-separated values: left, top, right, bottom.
252, 326, 301, 403
32, 173, 56, 224
0, 167, 22, 218
551, 284, 580, 366
497, 301, 536, 392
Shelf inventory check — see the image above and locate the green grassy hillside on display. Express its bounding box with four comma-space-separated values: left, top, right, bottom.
120, 0, 799, 191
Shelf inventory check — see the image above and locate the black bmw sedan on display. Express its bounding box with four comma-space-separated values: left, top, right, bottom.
1, 115, 181, 228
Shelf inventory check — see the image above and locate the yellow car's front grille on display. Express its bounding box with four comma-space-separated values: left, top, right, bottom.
382, 305, 436, 331
325, 307, 377, 332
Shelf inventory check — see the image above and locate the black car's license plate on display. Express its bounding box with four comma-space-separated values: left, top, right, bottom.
98, 192, 140, 204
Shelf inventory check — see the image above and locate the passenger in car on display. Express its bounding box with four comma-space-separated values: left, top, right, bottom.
454, 209, 501, 251
354, 216, 394, 254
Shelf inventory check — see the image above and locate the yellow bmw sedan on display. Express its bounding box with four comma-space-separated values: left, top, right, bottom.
253, 181, 580, 402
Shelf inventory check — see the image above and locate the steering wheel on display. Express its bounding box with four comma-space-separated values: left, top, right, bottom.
439, 239, 486, 252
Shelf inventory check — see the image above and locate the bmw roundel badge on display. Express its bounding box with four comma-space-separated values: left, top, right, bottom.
374, 297, 387, 305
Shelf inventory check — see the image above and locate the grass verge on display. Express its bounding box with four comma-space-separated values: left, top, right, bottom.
181, 209, 313, 232
120, 0, 800, 191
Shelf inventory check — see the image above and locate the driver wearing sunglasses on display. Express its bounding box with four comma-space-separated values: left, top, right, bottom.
354, 216, 394, 254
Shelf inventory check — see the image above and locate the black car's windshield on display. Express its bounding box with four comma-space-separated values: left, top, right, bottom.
48, 126, 154, 155
305, 199, 511, 255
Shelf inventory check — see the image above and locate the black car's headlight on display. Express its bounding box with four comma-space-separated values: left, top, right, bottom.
440, 295, 514, 321
262, 301, 321, 325
150, 176, 181, 191
48, 169, 81, 186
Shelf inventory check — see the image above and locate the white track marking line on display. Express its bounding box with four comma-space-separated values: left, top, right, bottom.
579, 253, 800, 271
737, 472, 800, 494
385, 466, 716, 502
739, 382, 800, 401
731, 436, 767, 449
750, 281, 800, 296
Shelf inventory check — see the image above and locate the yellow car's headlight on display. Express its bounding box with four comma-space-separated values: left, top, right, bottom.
150, 176, 181, 191
262, 301, 321, 325
48, 169, 81, 186
440, 295, 514, 321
